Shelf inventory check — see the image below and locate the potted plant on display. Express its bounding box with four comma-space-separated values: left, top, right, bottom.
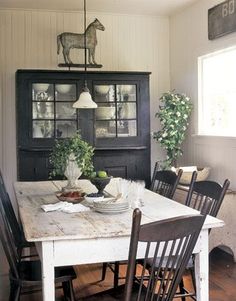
153, 91, 193, 169
49, 132, 94, 190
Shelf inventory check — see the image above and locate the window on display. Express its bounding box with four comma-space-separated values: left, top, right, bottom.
198, 46, 236, 136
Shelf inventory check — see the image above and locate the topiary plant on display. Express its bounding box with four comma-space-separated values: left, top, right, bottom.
153, 91, 193, 169
49, 132, 94, 178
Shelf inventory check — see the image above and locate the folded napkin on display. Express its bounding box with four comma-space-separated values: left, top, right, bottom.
41, 201, 90, 213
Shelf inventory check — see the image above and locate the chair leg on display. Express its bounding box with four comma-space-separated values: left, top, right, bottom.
190, 267, 196, 297
9, 282, 21, 301
114, 261, 120, 289
62, 280, 75, 301
178, 278, 186, 301
101, 262, 107, 281
68, 280, 76, 301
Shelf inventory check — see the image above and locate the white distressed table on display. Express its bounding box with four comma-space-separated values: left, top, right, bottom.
14, 179, 224, 301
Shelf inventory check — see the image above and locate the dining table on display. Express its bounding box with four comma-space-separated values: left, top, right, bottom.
14, 178, 224, 301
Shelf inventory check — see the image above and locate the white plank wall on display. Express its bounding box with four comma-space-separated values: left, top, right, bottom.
170, 0, 236, 190
0, 8, 170, 199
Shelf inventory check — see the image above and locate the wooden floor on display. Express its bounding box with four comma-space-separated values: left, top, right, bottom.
0, 248, 235, 301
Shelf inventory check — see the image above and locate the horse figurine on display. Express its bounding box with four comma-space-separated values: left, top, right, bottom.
57, 18, 105, 65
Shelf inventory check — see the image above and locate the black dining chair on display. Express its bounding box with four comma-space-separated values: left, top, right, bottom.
0, 192, 76, 301
177, 171, 230, 300
81, 208, 206, 301
137, 170, 230, 300
101, 164, 183, 288
0, 170, 36, 259
150, 162, 183, 199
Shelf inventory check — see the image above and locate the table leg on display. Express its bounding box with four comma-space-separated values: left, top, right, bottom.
194, 229, 209, 301
41, 241, 55, 301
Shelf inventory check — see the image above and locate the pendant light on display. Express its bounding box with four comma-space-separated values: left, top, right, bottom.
73, 0, 97, 109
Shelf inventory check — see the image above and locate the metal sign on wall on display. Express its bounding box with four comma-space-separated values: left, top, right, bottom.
208, 0, 236, 40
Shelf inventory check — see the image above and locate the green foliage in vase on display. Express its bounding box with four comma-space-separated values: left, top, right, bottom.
153, 91, 193, 168
49, 132, 94, 178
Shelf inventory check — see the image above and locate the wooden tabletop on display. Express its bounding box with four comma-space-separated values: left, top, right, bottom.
14, 178, 224, 242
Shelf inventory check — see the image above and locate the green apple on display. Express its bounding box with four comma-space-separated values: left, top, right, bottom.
97, 170, 108, 178
90, 171, 97, 178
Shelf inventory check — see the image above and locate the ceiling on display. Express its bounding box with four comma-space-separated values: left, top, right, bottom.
0, 0, 199, 16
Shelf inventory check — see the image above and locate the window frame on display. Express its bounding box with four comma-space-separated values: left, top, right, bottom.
198, 45, 236, 137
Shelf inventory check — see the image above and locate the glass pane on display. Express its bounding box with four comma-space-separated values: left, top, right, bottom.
32, 83, 54, 101
117, 85, 136, 102
33, 102, 54, 119
94, 85, 115, 103
32, 120, 54, 138
55, 84, 76, 101
117, 120, 128, 136
96, 105, 116, 120
56, 103, 76, 119
117, 103, 136, 119
56, 121, 77, 138
96, 121, 116, 138
127, 120, 137, 136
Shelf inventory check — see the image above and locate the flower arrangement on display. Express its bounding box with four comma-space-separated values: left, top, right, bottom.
153, 91, 193, 168
49, 132, 94, 178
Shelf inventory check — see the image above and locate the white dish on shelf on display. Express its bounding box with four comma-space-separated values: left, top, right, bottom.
96, 107, 115, 119
95, 85, 110, 95
56, 84, 72, 94
120, 85, 133, 94
33, 83, 49, 92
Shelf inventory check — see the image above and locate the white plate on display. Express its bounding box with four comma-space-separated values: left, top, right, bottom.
93, 202, 129, 209
84, 195, 104, 204
94, 207, 130, 214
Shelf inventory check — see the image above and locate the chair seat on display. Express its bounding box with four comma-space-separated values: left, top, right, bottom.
15, 260, 76, 284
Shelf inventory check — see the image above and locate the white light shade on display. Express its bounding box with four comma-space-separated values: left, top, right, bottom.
73, 91, 97, 109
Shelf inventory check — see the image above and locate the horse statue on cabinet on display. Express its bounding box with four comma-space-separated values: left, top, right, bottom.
57, 18, 105, 65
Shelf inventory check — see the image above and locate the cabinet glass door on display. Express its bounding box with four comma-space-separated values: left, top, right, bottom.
94, 84, 137, 138
32, 83, 77, 138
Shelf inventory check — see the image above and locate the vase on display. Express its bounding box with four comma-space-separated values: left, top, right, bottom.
63, 153, 82, 191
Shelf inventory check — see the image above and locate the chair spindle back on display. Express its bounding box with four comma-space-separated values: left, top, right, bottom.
150, 163, 183, 199
124, 209, 206, 301
186, 171, 230, 217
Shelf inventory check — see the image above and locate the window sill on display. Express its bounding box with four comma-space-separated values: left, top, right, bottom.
192, 134, 236, 147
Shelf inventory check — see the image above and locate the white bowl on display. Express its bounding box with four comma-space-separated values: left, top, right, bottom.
120, 85, 133, 94
96, 107, 115, 119
84, 195, 104, 204
56, 84, 72, 94
33, 83, 49, 92
95, 85, 110, 95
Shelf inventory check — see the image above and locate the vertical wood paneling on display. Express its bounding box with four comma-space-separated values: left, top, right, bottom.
25, 11, 33, 67
170, 0, 236, 189
0, 11, 5, 169
0, 8, 169, 194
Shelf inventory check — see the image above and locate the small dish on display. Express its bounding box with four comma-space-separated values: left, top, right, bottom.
56, 84, 72, 94
95, 85, 110, 95
56, 191, 85, 203
84, 195, 104, 204
33, 83, 49, 92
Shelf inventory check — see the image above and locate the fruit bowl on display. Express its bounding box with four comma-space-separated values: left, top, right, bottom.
56, 191, 85, 203
90, 177, 112, 195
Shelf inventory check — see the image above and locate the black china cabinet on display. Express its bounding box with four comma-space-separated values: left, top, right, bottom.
16, 70, 151, 185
